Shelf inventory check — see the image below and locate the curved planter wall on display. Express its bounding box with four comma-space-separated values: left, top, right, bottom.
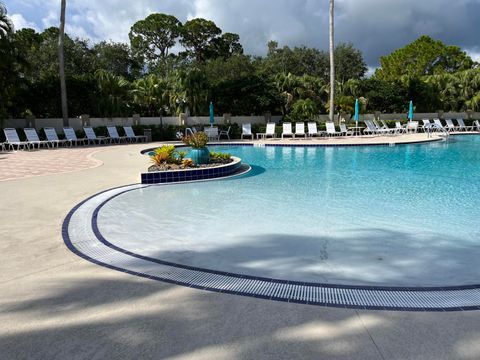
141, 156, 242, 184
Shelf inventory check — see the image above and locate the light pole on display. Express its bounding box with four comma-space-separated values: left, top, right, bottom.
329, 0, 335, 122
59, 0, 68, 126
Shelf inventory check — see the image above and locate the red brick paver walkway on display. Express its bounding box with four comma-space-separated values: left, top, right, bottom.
0, 147, 104, 181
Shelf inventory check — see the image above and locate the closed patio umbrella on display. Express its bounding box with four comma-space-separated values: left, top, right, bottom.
354, 98, 359, 126
408, 100, 414, 121
209, 102, 214, 127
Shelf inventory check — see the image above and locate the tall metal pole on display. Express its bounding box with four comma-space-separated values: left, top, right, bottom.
329, 0, 335, 122
59, 0, 68, 126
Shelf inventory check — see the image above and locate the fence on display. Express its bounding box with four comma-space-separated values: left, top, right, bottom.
1, 112, 479, 133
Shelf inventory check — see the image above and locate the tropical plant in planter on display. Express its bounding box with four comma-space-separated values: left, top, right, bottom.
209, 151, 232, 164
182, 132, 210, 164
149, 145, 188, 168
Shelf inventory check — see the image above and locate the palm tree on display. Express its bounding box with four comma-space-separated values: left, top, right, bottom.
172, 69, 209, 116
274, 73, 301, 114
0, 2, 14, 121
95, 70, 131, 117
132, 74, 167, 116
0, 2, 13, 38
329, 0, 335, 122
59, 0, 68, 126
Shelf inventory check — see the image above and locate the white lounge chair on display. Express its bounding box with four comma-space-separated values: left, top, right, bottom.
363, 120, 377, 135
44, 127, 69, 148
24, 128, 51, 149
456, 118, 473, 132
395, 122, 407, 134
84, 127, 110, 145
219, 126, 231, 140
307, 122, 323, 137
339, 123, 353, 136
444, 119, 458, 132
433, 119, 447, 132
123, 126, 147, 142
241, 123, 253, 140
257, 123, 276, 139
364, 120, 391, 135
473, 120, 480, 132
295, 122, 306, 138
373, 119, 385, 130
379, 120, 396, 134
326, 122, 341, 137
63, 127, 87, 146
106, 126, 127, 143
380, 120, 391, 130
3, 128, 31, 150
281, 122, 294, 139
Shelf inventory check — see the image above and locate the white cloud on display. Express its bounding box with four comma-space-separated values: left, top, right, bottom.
467, 50, 480, 63
10, 13, 38, 31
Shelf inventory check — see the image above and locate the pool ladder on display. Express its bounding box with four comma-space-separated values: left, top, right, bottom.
424, 124, 449, 139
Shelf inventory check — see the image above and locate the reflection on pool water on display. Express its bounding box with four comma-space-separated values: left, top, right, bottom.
98, 136, 480, 287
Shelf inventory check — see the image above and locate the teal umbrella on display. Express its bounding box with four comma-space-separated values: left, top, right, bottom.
209, 101, 214, 126
354, 98, 359, 125
408, 100, 414, 121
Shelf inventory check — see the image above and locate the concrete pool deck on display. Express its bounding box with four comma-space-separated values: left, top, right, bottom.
1, 134, 480, 359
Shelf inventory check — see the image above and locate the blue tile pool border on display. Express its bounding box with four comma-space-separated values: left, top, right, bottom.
141, 157, 243, 184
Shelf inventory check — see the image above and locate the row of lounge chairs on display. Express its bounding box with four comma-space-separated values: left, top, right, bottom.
418, 118, 477, 133
1, 126, 146, 151
252, 121, 400, 139
251, 122, 342, 139
246, 119, 480, 139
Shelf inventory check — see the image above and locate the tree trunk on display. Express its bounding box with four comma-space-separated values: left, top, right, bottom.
59, 0, 68, 126
329, 0, 335, 122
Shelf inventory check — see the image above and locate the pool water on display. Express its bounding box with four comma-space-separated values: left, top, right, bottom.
98, 136, 480, 287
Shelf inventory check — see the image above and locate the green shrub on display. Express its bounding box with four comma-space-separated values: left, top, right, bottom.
210, 151, 231, 161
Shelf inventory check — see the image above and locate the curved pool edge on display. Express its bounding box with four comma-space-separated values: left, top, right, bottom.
62, 183, 480, 312
140, 136, 448, 155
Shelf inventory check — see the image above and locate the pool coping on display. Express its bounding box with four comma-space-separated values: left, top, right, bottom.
140, 136, 446, 155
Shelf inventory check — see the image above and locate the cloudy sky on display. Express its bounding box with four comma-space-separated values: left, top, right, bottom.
5, 0, 480, 67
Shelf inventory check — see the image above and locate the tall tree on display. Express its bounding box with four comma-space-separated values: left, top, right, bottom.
21, 28, 95, 81
92, 41, 140, 78
329, 0, 335, 121
375, 35, 475, 80
0, 2, 16, 119
129, 13, 182, 72
180, 18, 222, 62
261, 42, 329, 80
58, 0, 68, 125
334, 43, 367, 83
210, 32, 243, 58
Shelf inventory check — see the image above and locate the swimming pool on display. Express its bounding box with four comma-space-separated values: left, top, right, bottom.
64, 136, 480, 310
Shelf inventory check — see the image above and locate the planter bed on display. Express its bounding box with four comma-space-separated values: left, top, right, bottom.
141, 156, 243, 184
